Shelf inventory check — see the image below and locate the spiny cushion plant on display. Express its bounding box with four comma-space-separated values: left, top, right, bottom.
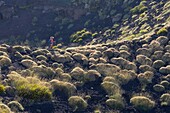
136, 55, 153, 66
68, 96, 88, 111
7, 101, 24, 112
156, 36, 169, 45
13, 45, 26, 54
160, 93, 170, 106
159, 65, 170, 75
70, 67, 86, 81
84, 70, 101, 82
21, 59, 37, 68
153, 84, 165, 92
112, 70, 137, 85
101, 81, 121, 95
106, 98, 124, 110
130, 96, 155, 111
0, 56, 11, 68
50, 79, 76, 98
106, 94, 125, 110
137, 71, 154, 90
31, 49, 50, 56
111, 57, 137, 70
0, 103, 12, 113
94, 63, 121, 76
30, 65, 56, 79
160, 80, 170, 88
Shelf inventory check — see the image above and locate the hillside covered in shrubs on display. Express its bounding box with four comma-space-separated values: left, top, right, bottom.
0, 0, 170, 113
0, 23, 169, 113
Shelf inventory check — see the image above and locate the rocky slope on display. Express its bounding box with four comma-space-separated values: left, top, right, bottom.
0, 22, 169, 112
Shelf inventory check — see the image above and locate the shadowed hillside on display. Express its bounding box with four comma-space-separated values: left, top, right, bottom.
0, 0, 169, 46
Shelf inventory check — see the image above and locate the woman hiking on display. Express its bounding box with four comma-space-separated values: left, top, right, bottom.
49, 36, 55, 49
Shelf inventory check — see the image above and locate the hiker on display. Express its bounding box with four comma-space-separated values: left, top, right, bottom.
49, 36, 55, 49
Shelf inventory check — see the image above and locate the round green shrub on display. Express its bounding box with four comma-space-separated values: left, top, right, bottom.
111, 57, 137, 71
85, 70, 101, 82
70, 67, 86, 81
153, 60, 165, 69
119, 50, 131, 60
21, 59, 37, 68
159, 66, 170, 74
31, 49, 50, 56
160, 93, 170, 106
165, 45, 170, 52
111, 70, 137, 85
106, 98, 124, 110
156, 36, 169, 45
119, 45, 129, 51
55, 68, 64, 76
103, 48, 119, 58
0, 51, 8, 57
95, 63, 121, 76
103, 76, 117, 83
0, 103, 11, 113
151, 51, 163, 60
136, 48, 151, 57
36, 55, 47, 61
52, 54, 73, 63
59, 73, 71, 82
136, 55, 153, 66
52, 63, 63, 68
68, 96, 88, 111
162, 52, 170, 63
8, 101, 24, 112
153, 84, 165, 92
90, 51, 102, 59
157, 28, 168, 36
20, 69, 32, 77
137, 71, 154, 90
13, 45, 26, 53
31, 66, 56, 79
149, 40, 162, 52
72, 53, 88, 65
5, 86, 15, 97
130, 96, 155, 111
0, 46, 7, 53
22, 55, 32, 60
14, 51, 23, 60
50, 79, 76, 98
0, 56, 12, 68
160, 80, 170, 88
139, 65, 153, 73
101, 81, 121, 95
